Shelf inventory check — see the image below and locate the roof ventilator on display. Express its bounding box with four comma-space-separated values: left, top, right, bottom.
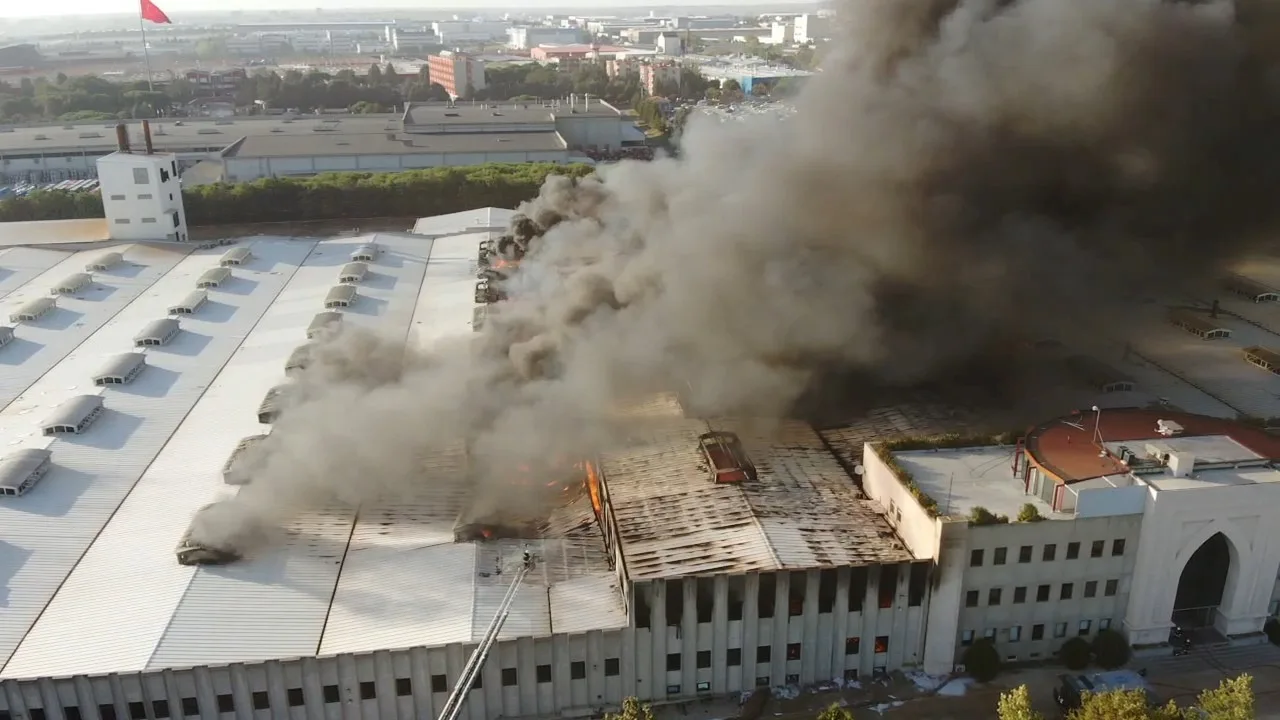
134, 317, 181, 347
697, 431, 757, 484
0, 448, 53, 497
93, 353, 146, 386
41, 395, 105, 436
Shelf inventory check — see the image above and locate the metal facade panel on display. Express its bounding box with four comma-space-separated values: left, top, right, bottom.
0, 247, 71, 302
319, 233, 430, 337
0, 241, 314, 680
410, 233, 478, 348
471, 541, 552, 641
0, 245, 187, 411
409, 208, 514, 237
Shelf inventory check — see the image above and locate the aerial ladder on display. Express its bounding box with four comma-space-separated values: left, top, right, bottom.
436, 548, 535, 720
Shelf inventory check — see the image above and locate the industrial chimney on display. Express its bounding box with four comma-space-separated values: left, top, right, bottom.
115, 123, 131, 153
142, 120, 154, 154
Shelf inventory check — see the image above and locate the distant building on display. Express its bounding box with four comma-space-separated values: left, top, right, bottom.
531, 44, 628, 63
657, 32, 684, 56
385, 27, 440, 54
186, 97, 236, 118
432, 20, 510, 44
427, 51, 487, 99
640, 62, 681, 95
507, 26, 585, 50
794, 14, 832, 44
771, 22, 794, 44
184, 69, 245, 97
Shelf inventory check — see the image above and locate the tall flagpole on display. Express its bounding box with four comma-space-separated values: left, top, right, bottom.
139, 7, 155, 92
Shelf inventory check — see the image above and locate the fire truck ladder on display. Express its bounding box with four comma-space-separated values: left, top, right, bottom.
436, 555, 533, 720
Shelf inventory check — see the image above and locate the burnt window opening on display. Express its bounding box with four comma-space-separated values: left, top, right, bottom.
874, 636, 889, 654
536, 665, 552, 683
666, 653, 681, 671
217, 695, 234, 713
252, 692, 270, 710
786, 643, 801, 661
878, 565, 898, 609
696, 576, 714, 623
728, 648, 742, 666
788, 571, 807, 616
151, 700, 170, 718
571, 661, 586, 680
848, 567, 868, 612
845, 637, 861, 655
501, 668, 517, 687
758, 573, 776, 618
128, 702, 146, 720
666, 578, 684, 626
431, 675, 447, 693
288, 688, 306, 706
181, 698, 199, 717
908, 562, 928, 607
605, 658, 620, 676
635, 584, 653, 628
359, 681, 376, 700
322, 686, 340, 704
697, 650, 711, 669
64, 709, 81, 720
99, 705, 117, 720
818, 569, 838, 613
728, 575, 745, 621
757, 646, 771, 663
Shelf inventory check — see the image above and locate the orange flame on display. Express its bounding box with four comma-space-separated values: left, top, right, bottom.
584, 461, 603, 519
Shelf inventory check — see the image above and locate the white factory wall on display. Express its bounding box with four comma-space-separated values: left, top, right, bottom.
1125, 482, 1280, 645
857, 445, 956, 673
556, 115, 625, 150
222, 151, 571, 182
97, 152, 189, 243
0, 564, 932, 720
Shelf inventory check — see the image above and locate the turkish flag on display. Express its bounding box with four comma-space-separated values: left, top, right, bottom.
140, 0, 171, 24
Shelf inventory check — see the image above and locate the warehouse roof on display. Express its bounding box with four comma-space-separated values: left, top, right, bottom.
227, 130, 568, 158
0, 213, 629, 681
598, 397, 915, 580
404, 100, 622, 127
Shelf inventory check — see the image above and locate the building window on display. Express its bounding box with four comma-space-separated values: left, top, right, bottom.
728, 648, 742, 666
431, 674, 447, 693
1067, 542, 1080, 559
1112, 539, 1126, 556
849, 567, 867, 612
993, 547, 1008, 565
759, 573, 776, 618
152, 700, 170, 718
133, 167, 150, 184
878, 565, 897, 609
1032, 624, 1045, 640
983, 628, 996, 641
970, 549, 984, 567
1100, 618, 1112, 631
110, 194, 126, 200
1054, 622, 1068, 638
908, 562, 928, 607
1105, 579, 1118, 596
755, 677, 770, 688
359, 682, 376, 700
1037, 584, 1051, 602
129, 702, 147, 720
757, 646, 771, 663
217, 695, 234, 713
960, 630, 974, 647
1018, 545, 1032, 563
322, 686, 340, 704
786, 643, 801, 661
667, 653, 682, 671
874, 636, 889, 653
250, 691, 269, 710
1009, 626, 1022, 642
64, 709, 81, 720
605, 658, 621, 676
138, 194, 153, 200
818, 569, 837, 613
99, 706, 117, 720
845, 637, 860, 655
697, 651, 711, 669
536, 665, 552, 683
114, 218, 130, 224
1013, 586, 1027, 604
1043, 544, 1057, 561
1079, 620, 1092, 635
1061, 583, 1074, 600
29, 710, 46, 720
965, 590, 979, 607
988, 588, 1002, 606
502, 668, 518, 687
180, 698, 199, 717
1084, 581, 1098, 598
571, 661, 587, 679
1090, 540, 1104, 558
141, 217, 156, 223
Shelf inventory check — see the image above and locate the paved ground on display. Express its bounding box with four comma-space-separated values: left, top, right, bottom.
652, 643, 1280, 720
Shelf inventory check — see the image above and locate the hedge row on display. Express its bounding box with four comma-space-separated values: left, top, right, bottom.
0, 163, 598, 226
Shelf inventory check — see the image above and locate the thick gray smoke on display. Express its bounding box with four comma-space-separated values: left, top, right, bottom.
194, 0, 1280, 551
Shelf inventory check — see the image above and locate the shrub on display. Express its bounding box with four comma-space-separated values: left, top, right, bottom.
963, 638, 1001, 682
968, 506, 1010, 526
1059, 636, 1092, 670
1090, 629, 1130, 669
1016, 503, 1045, 523
870, 443, 940, 517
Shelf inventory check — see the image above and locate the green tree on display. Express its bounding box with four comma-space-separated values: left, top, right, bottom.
1016, 503, 1044, 522
962, 637, 1001, 682
997, 674, 1255, 720
605, 698, 656, 720
997, 685, 1040, 720
815, 703, 854, 720
1197, 674, 1253, 720
968, 506, 1009, 525
1090, 629, 1130, 670
1059, 636, 1092, 670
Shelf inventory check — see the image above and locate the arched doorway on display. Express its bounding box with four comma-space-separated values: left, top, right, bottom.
1172, 532, 1232, 629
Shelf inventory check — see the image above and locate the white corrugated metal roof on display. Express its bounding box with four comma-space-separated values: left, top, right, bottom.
0, 247, 71, 302
410, 207, 514, 237
0, 245, 187, 411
